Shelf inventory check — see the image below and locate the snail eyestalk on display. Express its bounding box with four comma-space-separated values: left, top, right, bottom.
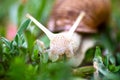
69, 12, 85, 38
26, 13, 54, 40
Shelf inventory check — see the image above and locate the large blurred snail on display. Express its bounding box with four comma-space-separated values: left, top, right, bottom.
26, 0, 110, 67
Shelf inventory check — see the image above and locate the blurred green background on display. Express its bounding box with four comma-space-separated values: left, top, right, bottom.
0, 0, 54, 39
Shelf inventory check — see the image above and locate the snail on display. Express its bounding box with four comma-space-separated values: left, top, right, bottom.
47, 0, 110, 66
26, 0, 110, 67
26, 12, 85, 62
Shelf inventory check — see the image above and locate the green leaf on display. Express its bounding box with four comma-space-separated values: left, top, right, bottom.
43, 53, 48, 63
95, 46, 102, 59
32, 44, 40, 63
14, 34, 19, 45
72, 66, 95, 78
81, 48, 95, 66
1, 37, 11, 49
103, 56, 109, 68
24, 30, 35, 53
109, 65, 120, 72
40, 53, 48, 64
17, 19, 31, 35
14, 34, 24, 47
93, 47, 120, 80
10, 41, 14, 51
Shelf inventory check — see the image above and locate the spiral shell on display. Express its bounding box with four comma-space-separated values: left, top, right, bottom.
48, 0, 110, 33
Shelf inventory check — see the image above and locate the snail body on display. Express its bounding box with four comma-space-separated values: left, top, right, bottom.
26, 12, 85, 62
26, 0, 110, 66
46, 0, 110, 66
48, 0, 110, 33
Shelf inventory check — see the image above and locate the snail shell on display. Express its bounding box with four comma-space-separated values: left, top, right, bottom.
48, 0, 110, 33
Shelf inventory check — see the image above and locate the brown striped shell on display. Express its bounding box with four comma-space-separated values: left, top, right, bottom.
47, 0, 110, 33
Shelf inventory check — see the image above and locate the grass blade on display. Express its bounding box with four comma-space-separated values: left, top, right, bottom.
17, 19, 31, 35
